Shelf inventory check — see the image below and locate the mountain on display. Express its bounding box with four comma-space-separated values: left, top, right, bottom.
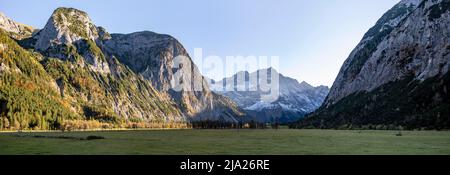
1, 8, 186, 130
102, 31, 244, 122
294, 0, 450, 130
211, 68, 329, 123
0, 7, 244, 130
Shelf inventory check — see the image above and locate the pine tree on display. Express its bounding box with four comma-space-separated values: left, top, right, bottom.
0, 117, 3, 130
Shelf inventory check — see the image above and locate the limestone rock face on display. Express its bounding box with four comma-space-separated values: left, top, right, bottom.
103, 31, 245, 122
325, 0, 425, 105
103, 32, 194, 91
33, 8, 99, 51
32, 8, 110, 74
0, 12, 34, 39
298, 0, 450, 129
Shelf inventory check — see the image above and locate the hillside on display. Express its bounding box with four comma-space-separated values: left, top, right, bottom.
0, 7, 245, 130
294, 0, 450, 130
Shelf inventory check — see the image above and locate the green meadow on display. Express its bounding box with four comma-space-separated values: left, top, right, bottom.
0, 129, 449, 155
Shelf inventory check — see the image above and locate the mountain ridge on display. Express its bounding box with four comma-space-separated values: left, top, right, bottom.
294, 0, 450, 129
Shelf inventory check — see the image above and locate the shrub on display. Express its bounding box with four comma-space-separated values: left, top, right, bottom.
86, 135, 105, 140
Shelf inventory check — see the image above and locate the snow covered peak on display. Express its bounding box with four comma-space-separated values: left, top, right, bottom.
299, 81, 314, 89
211, 68, 330, 123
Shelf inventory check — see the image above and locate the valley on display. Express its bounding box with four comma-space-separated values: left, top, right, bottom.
1, 0, 449, 133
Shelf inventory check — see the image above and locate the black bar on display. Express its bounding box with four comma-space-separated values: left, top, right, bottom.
0, 155, 448, 174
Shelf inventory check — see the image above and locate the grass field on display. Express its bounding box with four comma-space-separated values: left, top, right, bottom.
0, 129, 449, 155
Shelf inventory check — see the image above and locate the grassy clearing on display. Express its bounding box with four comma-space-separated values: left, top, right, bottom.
0, 129, 449, 155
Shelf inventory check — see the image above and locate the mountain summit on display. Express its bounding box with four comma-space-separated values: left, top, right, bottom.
29, 8, 111, 73
33, 8, 101, 51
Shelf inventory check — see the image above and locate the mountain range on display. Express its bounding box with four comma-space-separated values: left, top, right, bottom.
1, 0, 448, 130
1, 7, 326, 130
210, 68, 329, 123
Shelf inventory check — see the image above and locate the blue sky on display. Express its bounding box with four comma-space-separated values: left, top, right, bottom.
0, 0, 400, 86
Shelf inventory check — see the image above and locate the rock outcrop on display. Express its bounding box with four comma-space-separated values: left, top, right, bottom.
31, 8, 110, 74
0, 12, 34, 39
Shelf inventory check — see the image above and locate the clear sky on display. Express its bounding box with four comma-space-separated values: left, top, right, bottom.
0, 0, 400, 86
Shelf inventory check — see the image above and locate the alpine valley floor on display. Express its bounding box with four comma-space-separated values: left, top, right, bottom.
0, 129, 449, 155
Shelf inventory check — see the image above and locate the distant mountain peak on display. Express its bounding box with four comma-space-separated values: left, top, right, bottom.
258, 67, 278, 74
299, 81, 312, 87
211, 68, 329, 123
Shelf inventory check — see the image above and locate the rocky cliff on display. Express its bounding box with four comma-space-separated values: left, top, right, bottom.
103, 31, 245, 122
0, 12, 34, 39
296, 0, 450, 129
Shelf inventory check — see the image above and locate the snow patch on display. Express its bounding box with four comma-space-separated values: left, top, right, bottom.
245, 101, 277, 111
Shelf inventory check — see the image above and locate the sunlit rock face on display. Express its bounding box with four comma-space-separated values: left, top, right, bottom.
103, 31, 246, 122
31, 8, 110, 74
0, 12, 34, 39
